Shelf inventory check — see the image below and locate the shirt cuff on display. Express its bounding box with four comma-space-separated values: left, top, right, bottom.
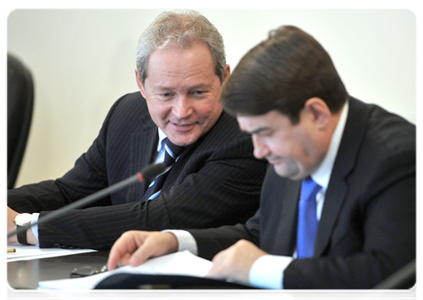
163, 229, 198, 255
31, 213, 40, 241
249, 254, 293, 289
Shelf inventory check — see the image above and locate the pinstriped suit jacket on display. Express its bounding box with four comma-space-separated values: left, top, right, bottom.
189, 97, 416, 288
8, 92, 268, 249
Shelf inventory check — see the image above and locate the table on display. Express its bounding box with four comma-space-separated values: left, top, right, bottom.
5, 250, 294, 300
7, 250, 109, 289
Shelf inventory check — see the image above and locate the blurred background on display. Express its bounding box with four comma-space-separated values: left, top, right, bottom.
6, 8, 416, 188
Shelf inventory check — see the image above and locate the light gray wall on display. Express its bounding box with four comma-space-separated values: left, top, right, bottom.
7, 9, 416, 187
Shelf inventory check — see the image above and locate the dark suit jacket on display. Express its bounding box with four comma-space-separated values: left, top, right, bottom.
189, 97, 416, 289
8, 92, 268, 249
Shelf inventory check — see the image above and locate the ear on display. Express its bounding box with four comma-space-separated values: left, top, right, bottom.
303, 97, 331, 129
135, 68, 147, 98
222, 64, 231, 85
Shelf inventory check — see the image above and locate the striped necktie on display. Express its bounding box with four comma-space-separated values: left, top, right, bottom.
142, 138, 186, 201
296, 177, 322, 258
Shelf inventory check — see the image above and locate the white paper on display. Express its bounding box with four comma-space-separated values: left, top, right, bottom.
37, 250, 212, 290
7, 243, 96, 262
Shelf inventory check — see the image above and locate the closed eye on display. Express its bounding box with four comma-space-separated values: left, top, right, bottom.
250, 127, 272, 137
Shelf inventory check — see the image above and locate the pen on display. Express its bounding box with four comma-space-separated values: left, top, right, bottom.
7, 248, 16, 253
139, 284, 172, 289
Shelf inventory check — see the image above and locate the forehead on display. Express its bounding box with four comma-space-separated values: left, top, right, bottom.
237, 111, 292, 133
150, 42, 214, 71
144, 42, 217, 87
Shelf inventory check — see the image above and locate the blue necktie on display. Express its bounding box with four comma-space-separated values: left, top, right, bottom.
296, 177, 322, 258
142, 138, 186, 201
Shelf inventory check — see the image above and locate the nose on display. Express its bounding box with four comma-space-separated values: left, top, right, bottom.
252, 135, 270, 159
172, 96, 193, 119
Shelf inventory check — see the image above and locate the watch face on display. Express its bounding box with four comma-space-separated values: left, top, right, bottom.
14, 213, 32, 226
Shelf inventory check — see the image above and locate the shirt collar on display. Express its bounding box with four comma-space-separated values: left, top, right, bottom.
157, 128, 167, 152
311, 100, 349, 191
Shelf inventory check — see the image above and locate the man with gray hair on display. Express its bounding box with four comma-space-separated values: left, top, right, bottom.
7, 10, 267, 249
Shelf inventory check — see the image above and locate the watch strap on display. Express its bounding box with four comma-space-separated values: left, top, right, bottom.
16, 226, 29, 245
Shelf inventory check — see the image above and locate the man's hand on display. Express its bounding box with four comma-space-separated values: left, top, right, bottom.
206, 239, 267, 285
7, 207, 39, 245
107, 231, 179, 270
7, 207, 19, 243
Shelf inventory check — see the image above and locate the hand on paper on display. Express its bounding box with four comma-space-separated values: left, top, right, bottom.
107, 231, 179, 270
206, 239, 267, 285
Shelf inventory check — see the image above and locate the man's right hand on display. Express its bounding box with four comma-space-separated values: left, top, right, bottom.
107, 231, 179, 270
7, 207, 19, 243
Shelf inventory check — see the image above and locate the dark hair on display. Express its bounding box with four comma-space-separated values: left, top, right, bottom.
221, 26, 348, 124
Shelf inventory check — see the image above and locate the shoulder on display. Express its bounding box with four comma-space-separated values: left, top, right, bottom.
342, 97, 415, 165
108, 92, 149, 118
196, 111, 255, 158
358, 99, 415, 164
104, 92, 155, 131
349, 97, 415, 145
341, 98, 415, 195
182, 111, 256, 161
199, 111, 251, 147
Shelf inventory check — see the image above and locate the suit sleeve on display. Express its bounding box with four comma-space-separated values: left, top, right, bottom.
35, 135, 266, 249
187, 209, 262, 261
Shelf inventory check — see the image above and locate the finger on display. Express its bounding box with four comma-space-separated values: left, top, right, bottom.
206, 263, 227, 280
127, 233, 168, 266
117, 253, 132, 267
108, 231, 142, 270
205, 250, 228, 279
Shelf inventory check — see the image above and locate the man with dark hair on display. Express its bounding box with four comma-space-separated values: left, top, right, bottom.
222, 26, 347, 123
7, 10, 268, 249
108, 25, 415, 289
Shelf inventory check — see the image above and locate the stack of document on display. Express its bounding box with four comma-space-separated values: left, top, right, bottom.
38, 251, 293, 300
38, 251, 211, 300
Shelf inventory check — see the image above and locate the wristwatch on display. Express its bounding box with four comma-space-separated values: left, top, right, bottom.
13, 213, 32, 245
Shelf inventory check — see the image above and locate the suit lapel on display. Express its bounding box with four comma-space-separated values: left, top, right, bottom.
276, 179, 301, 255
314, 97, 371, 256
130, 122, 158, 198
314, 171, 347, 256
260, 166, 302, 255
158, 113, 227, 192
131, 128, 158, 172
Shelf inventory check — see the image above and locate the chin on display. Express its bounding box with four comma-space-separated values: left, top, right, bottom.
273, 164, 303, 180
170, 133, 201, 147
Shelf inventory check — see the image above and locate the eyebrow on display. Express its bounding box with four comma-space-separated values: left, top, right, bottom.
245, 126, 271, 135
153, 83, 212, 92
189, 84, 210, 90
151, 86, 173, 92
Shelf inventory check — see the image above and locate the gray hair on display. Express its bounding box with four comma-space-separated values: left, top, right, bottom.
136, 10, 226, 83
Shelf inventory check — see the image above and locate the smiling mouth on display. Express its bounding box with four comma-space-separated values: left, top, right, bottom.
170, 122, 196, 132
169, 118, 193, 124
